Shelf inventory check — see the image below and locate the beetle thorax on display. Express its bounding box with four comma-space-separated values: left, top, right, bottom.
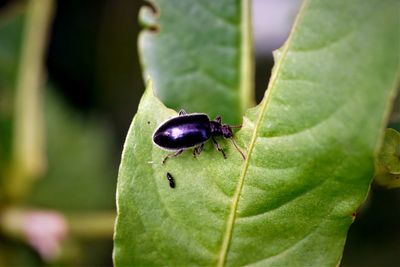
209, 121, 222, 136
210, 121, 233, 138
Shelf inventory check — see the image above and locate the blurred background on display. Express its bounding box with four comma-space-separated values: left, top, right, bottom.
0, 0, 398, 266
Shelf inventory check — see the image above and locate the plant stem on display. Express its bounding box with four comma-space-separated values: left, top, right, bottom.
66, 212, 116, 239
8, 0, 54, 200
0, 207, 116, 240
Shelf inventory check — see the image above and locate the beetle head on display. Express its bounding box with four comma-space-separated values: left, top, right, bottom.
221, 125, 233, 138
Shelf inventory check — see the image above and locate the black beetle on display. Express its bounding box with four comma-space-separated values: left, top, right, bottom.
153, 110, 245, 164
166, 172, 175, 188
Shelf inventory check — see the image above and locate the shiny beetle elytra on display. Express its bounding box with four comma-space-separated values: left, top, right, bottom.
152, 110, 245, 164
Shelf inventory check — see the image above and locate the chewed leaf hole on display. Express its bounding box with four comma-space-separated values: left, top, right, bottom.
139, 1, 160, 33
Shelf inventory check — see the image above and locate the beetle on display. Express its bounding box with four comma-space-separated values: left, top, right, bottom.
166, 172, 175, 188
152, 110, 245, 164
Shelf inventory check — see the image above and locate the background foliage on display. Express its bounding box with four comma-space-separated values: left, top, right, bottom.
0, 0, 399, 266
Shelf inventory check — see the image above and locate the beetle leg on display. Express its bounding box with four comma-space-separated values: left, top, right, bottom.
197, 143, 204, 154
192, 143, 204, 158
211, 137, 226, 159
162, 149, 184, 165
178, 109, 187, 116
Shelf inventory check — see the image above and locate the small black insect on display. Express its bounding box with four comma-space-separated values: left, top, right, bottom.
153, 110, 245, 164
166, 172, 175, 188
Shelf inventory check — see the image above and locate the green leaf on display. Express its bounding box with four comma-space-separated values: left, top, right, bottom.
114, 0, 399, 266
375, 128, 400, 188
139, 0, 253, 124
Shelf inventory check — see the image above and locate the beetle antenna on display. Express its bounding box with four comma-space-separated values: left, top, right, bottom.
230, 137, 246, 160
229, 125, 242, 129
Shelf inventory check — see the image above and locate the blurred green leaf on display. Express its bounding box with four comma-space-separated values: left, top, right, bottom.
114, 0, 399, 266
0, 241, 41, 267
0, 4, 47, 265
0, 5, 24, 180
375, 128, 400, 188
0, 5, 24, 89
26, 90, 115, 211
0, 0, 115, 212
378, 129, 400, 174
139, 0, 253, 124
0, 2, 115, 265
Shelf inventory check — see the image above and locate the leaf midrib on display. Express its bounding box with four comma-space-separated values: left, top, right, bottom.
216, 1, 309, 266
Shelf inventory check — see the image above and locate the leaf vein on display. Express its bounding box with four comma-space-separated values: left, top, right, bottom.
237, 178, 328, 220
216, 1, 310, 266
244, 207, 334, 267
